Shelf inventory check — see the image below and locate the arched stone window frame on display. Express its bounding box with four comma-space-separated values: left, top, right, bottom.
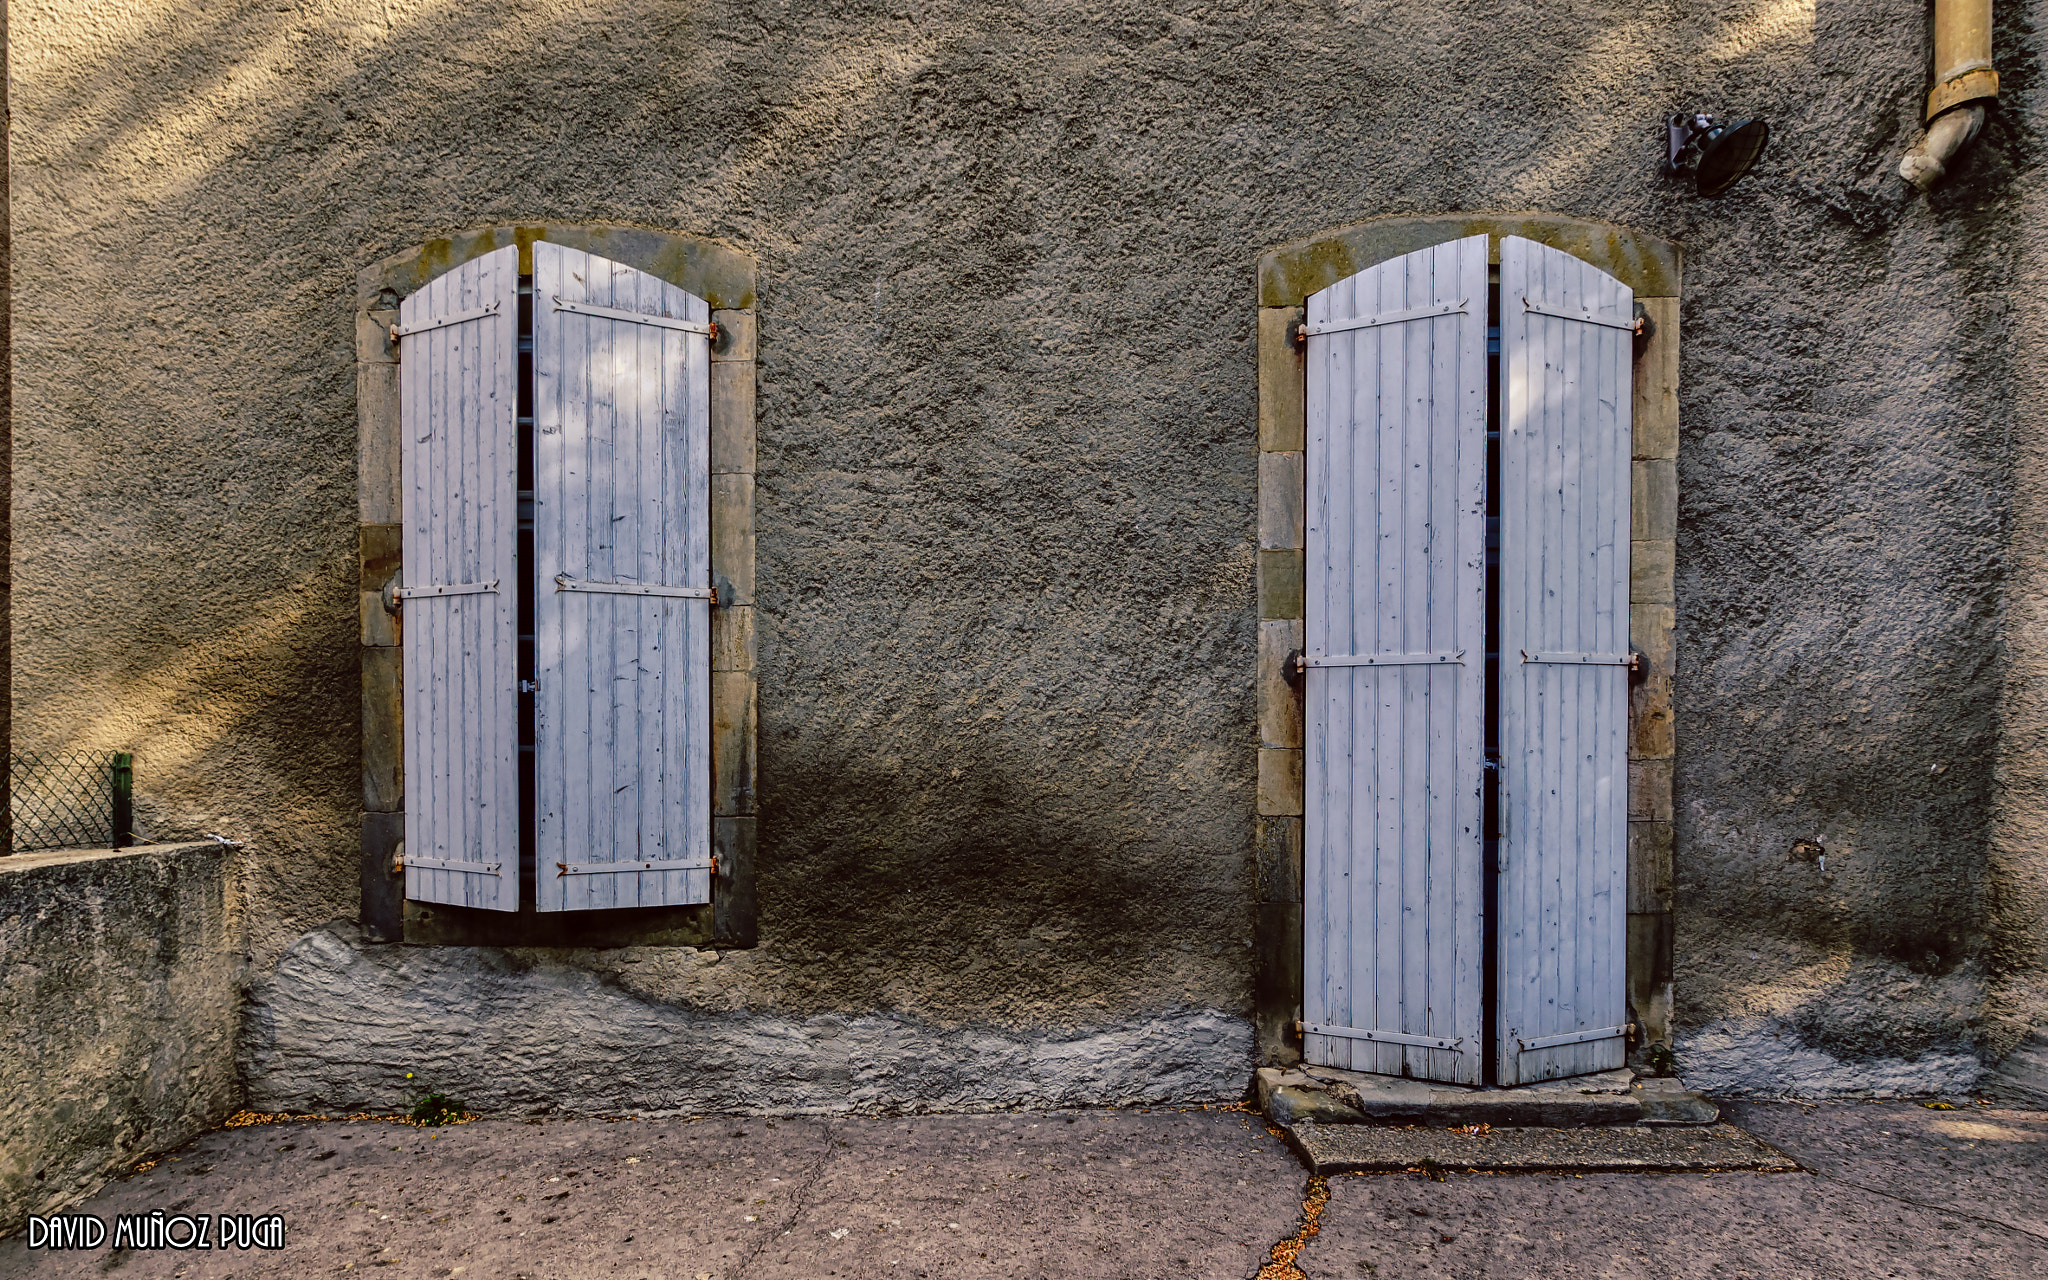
1251, 214, 1681, 1067
354, 225, 758, 948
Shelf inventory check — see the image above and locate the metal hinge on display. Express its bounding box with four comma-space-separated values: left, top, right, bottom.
1520, 650, 1635, 668
1295, 1020, 1465, 1053
392, 580, 499, 601
1296, 650, 1464, 672
1515, 1023, 1634, 1054
556, 857, 715, 877
390, 301, 504, 343
555, 574, 715, 600
1520, 297, 1636, 332
552, 298, 716, 341
404, 855, 503, 877
1298, 299, 1470, 341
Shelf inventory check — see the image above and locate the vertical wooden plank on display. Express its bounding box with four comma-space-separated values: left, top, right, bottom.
535, 241, 566, 910
1452, 233, 1487, 1084
1301, 276, 1333, 1069
1394, 250, 1429, 1080
1367, 259, 1399, 1078
683, 283, 714, 908
1498, 236, 1531, 1083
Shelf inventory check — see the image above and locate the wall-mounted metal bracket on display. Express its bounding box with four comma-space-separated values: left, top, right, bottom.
1283, 649, 1305, 690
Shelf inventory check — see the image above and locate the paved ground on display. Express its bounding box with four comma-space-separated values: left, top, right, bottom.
0, 1099, 2042, 1279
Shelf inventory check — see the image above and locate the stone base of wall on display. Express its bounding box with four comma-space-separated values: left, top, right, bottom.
0, 843, 242, 1235
242, 926, 1252, 1116
1677, 1019, 1982, 1098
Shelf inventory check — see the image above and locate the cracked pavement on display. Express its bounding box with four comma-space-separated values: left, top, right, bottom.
1, 1101, 2043, 1278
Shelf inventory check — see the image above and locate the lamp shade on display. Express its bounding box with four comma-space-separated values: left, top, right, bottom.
1696, 117, 1769, 196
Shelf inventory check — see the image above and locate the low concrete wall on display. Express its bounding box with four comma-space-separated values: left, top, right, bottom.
0, 843, 242, 1234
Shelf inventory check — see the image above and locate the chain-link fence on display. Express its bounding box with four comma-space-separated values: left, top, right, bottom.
9, 751, 133, 853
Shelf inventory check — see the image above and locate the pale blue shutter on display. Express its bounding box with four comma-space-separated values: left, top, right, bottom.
1302, 234, 1488, 1084
533, 241, 714, 911
1496, 235, 1634, 1083
398, 244, 521, 912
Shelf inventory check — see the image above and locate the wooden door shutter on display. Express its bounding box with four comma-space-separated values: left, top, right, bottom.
1302, 234, 1488, 1084
398, 243, 521, 911
1495, 235, 1634, 1084
532, 241, 714, 911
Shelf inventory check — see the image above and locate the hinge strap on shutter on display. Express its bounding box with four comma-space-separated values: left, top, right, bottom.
1297, 651, 1463, 671
555, 575, 715, 600
403, 855, 503, 876
1521, 650, 1635, 668
1298, 299, 1468, 340
1516, 1024, 1633, 1054
1520, 297, 1635, 331
556, 858, 714, 877
1297, 1021, 1465, 1053
390, 301, 503, 340
392, 580, 499, 600
551, 298, 717, 339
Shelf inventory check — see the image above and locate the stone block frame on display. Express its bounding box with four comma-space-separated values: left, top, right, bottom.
356, 224, 759, 948
1252, 214, 1681, 1067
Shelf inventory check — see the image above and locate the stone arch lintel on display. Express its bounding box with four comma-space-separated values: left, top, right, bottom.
357, 224, 756, 313
1259, 213, 1682, 305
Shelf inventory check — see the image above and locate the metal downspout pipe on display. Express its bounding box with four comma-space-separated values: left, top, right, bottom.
1900, 0, 1999, 191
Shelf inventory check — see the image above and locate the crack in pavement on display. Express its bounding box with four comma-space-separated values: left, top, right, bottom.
1745, 1127, 2048, 1245
731, 1119, 841, 1280
1796, 1167, 2048, 1245
1252, 1175, 1329, 1280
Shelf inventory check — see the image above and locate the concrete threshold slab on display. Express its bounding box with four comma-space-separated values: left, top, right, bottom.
1290, 1120, 1799, 1175
1257, 1065, 1722, 1129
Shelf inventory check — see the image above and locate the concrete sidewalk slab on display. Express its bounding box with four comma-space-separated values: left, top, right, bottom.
1291, 1121, 1795, 1174
0, 1109, 1304, 1280
1303, 1101, 2048, 1280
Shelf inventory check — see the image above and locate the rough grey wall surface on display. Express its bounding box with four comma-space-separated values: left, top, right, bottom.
0, 844, 241, 1234
243, 925, 1249, 1114
8, 0, 2044, 1103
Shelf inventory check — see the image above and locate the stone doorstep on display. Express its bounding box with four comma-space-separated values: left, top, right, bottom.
1288, 1120, 1799, 1175
1255, 1065, 1721, 1130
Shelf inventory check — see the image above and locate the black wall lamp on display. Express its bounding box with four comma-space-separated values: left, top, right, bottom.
1663, 112, 1770, 196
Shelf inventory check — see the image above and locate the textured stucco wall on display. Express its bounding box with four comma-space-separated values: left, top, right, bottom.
9, 0, 2045, 1104
0, 844, 242, 1234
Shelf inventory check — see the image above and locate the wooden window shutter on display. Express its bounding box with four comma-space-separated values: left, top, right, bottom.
398, 243, 521, 912
1301, 234, 1488, 1084
1495, 235, 1633, 1083
532, 241, 714, 911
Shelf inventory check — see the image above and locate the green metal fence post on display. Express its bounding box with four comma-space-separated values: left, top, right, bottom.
111, 753, 132, 849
